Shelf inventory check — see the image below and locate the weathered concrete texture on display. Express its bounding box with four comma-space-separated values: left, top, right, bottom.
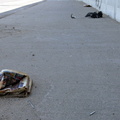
0, 0, 120, 120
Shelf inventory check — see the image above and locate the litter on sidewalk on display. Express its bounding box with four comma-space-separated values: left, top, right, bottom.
0, 69, 32, 97
83, 4, 91, 7
89, 111, 96, 116
85, 11, 103, 18
71, 14, 76, 19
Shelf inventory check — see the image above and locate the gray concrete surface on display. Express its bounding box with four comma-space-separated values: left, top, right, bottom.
0, 0, 120, 120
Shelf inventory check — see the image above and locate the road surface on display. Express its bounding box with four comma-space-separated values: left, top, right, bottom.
0, 0, 120, 120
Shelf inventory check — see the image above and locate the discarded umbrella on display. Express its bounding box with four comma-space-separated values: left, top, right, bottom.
85, 11, 103, 18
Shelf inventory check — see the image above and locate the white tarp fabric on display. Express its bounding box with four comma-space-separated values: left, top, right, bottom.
0, 0, 44, 13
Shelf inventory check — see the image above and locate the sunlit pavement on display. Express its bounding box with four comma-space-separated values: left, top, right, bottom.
0, 0, 120, 120
0, 0, 44, 13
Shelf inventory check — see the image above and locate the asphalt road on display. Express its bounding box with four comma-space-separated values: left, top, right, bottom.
0, 0, 120, 120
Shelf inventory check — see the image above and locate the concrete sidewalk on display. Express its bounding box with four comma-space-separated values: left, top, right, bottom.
0, 0, 120, 120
